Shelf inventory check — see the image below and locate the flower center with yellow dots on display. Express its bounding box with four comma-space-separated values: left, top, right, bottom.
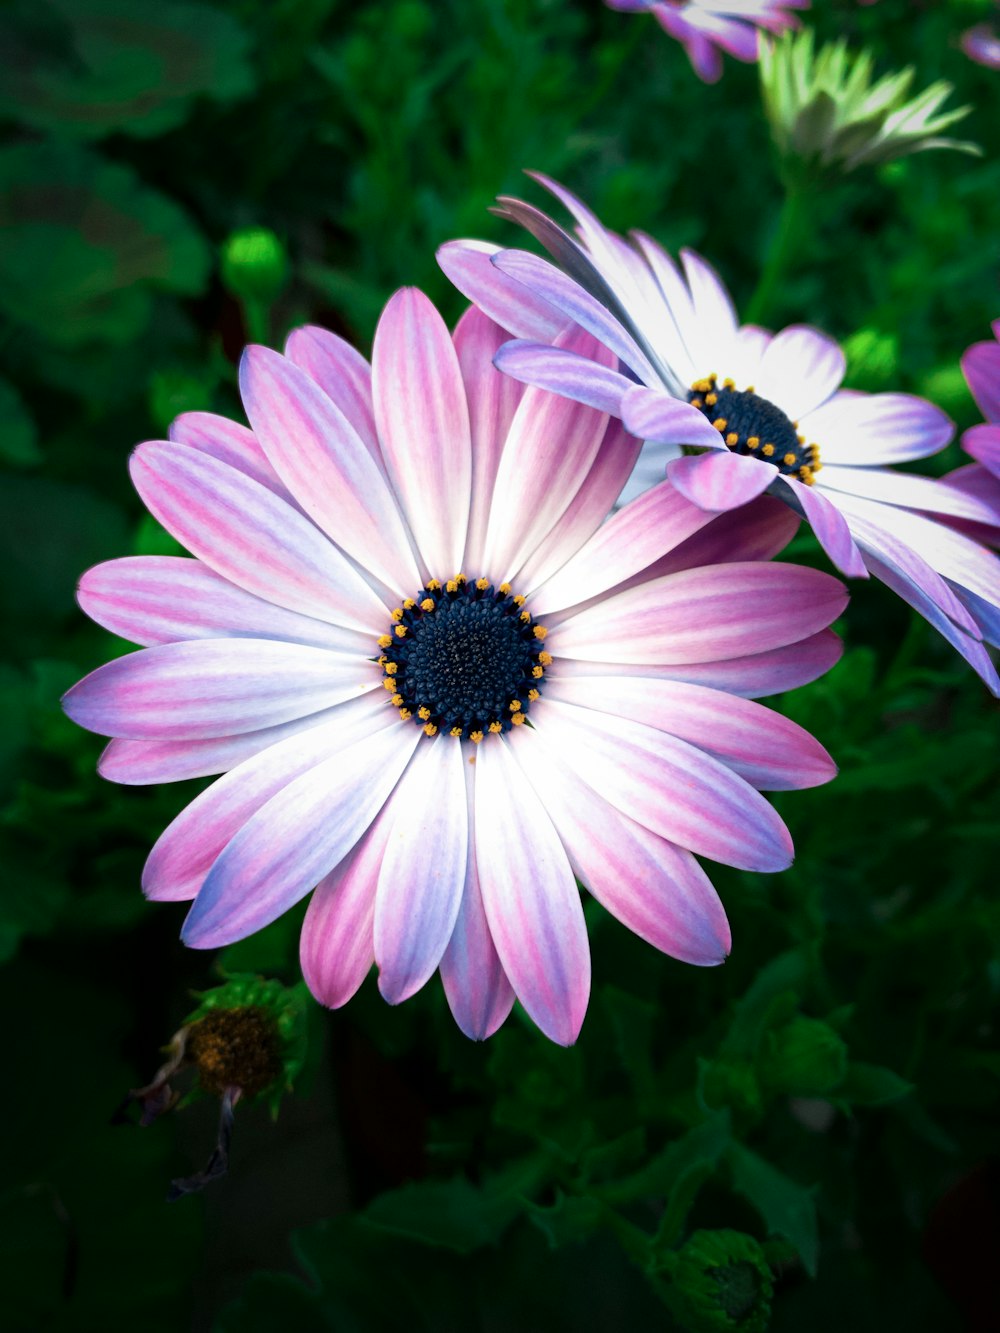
688, 375, 821, 485
376, 576, 551, 743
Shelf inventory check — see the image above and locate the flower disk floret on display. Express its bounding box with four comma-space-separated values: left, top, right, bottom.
63, 288, 846, 1046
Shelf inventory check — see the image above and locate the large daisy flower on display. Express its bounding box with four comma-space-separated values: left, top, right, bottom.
438, 177, 1000, 693
63, 290, 845, 1046
605, 0, 808, 84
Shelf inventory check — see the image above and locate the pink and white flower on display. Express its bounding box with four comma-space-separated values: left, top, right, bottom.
63, 290, 845, 1046
941, 321, 1000, 577
438, 177, 1000, 692
605, 0, 808, 83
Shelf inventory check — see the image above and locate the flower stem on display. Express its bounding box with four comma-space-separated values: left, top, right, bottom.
745, 185, 809, 327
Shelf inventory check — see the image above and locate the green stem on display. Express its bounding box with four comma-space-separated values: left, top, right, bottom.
243, 297, 270, 346
745, 185, 809, 327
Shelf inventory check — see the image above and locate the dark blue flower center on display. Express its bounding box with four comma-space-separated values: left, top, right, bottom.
687, 375, 820, 484
377, 576, 550, 742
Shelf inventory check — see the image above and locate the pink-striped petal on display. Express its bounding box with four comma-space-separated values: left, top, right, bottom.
962, 337, 1000, 423
779, 477, 868, 578
98, 709, 343, 785
169, 411, 292, 500
552, 562, 847, 664
516, 419, 643, 594
645, 495, 799, 578
182, 722, 421, 948
667, 450, 775, 513
62, 639, 376, 739
284, 324, 380, 460
375, 738, 469, 1004
803, 391, 954, 466
756, 325, 845, 419
130, 442, 387, 632
530, 699, 793, 872
621, 385, 728, 450
78, 556, 366, 651
240, 345, 421, 597
439, 759, 515, 1040
481, 329, 614, 581
493, 339, 635, 414
372, 288, 472, 576
511, 725, 730, 965
474, 737, 590, 1046
551, 628, 844, 698
436, 240, 568, 341
545, 675, 835, 790
530, 480, 715, 616
454, 306, 526, 572
300, 803, 396, 1009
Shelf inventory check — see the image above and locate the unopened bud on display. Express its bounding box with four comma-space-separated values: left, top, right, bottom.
758, 1016, 847, 1096
220, 227, 288, 305
655, 1229, 774, 1333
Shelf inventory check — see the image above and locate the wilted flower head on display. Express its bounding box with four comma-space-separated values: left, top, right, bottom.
654, 1228, 774, 1332
605, 0, 808, 84
760, 29, 978, 179
63, 289, 846, 1047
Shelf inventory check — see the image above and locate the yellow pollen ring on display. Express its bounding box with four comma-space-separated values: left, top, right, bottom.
470, 731, 484, 744
390, 607, 404, 622
533, 625, 548, 640
726, 432, 739, 447
511, 713, 526, 725
394, 624, 407, 638
538, 650, 552, 666
423, 722, 437, 736
420, 598, 435, 612
712, 417, 727, 431
377, 635, 392, 649
761, 443, 775, 458
476, 578, 489, 590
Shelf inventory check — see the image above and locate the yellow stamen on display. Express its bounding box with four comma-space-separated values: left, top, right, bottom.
712, 418, 727, 431
538, 650, 552, 666
533, 625, 548, 641
427, 579, 441, 591
420, 598, 435, 612
391, 693, 403, 708
722, 377, 735, 390
527, 688, 540, 701
382, 678, 396, 691
384, 661, 398, 675
761, 443, 775, 458
417, 706, 431, 721
390, 607, 403, 622
476, 578, 489, 590
398, 708, 412, 721
394, 624, 407, 638
377, 635, 392, 649
705, 392, 718, 406
498, 583, 511, 595
470, 731, 484, 744
513, 594, 526, 606
488, 721, 502, 734
726, 432, 739, 447
510, 712, 526, 725
450, 726, 462, 737
531, 665, 544, 679
402, 598, 415, 610
520, 610, 531, 623
509, 699, 522, 712
747, 436, 760, 450
783, 453, 797, 467
446, 579, 458, 593
423, 723, 437, 736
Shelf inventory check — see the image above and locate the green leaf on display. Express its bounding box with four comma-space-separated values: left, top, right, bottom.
0, 141, 210, 345
726, 1143, 818, 1277
599, 1112, 731, 1210
0, 378, 42, 467
361, 1175, 519, 1254
835, 1061, 914, 1107
525, 1190, 605, 1249
0, 0, 253, 140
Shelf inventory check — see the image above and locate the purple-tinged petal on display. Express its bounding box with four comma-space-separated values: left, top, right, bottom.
756, 325, 845, 419
284, 325, 380, 462
141, 694, 392, 901
62, 639, 376, 740
679, 248, 738, 345
962, 22, 1000, 71
667, 450, 775, 513
440, 759, 515, 1040
474, 737, 590, 1047
804, 391, 954, 466
819, 461, 1000, 524
375, 738, 469, 1005
130, 443, 387, 633
78, 557, 366, 651
647, 495, 799, 578
182, 722, 421, 949
510, 727, 730, 966
962, 423, 1000, 480
546, 675, 835, 791
436, 240, 567, 341
552, 628, 844, 698
621, 385, 728, 450
530, 480, 715, 616
518, 419, 643, 593
858, 543, 1000, 695
531, 700, 793, 873
300, 802, 395, 1009
169, 411, 292, 502
482, 329, 613, 582
779, 477, 868, 578
493, 249, 659, 384
372, 288, 472, 577
962, 338, 1000, 422
552, 562, 847, 664
454, 306, 527, 572
493, 339, 635, 414
99, 709, 343, 785
240, 345, 421, 598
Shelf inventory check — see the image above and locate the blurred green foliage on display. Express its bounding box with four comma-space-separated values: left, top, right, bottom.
1, 0, 998, 1329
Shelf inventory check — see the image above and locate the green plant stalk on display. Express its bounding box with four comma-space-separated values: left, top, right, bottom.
745, 185, 810, 327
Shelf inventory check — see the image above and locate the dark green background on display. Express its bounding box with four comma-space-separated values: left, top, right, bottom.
2, 1, 999, 1329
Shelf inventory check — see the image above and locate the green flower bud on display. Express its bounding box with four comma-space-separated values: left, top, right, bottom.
220, 227, 288, 305
656, 1229, 774, 1333
760, 30, 978, 184
758, 1016, 848, 1096
700, 1058, 764, 1122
